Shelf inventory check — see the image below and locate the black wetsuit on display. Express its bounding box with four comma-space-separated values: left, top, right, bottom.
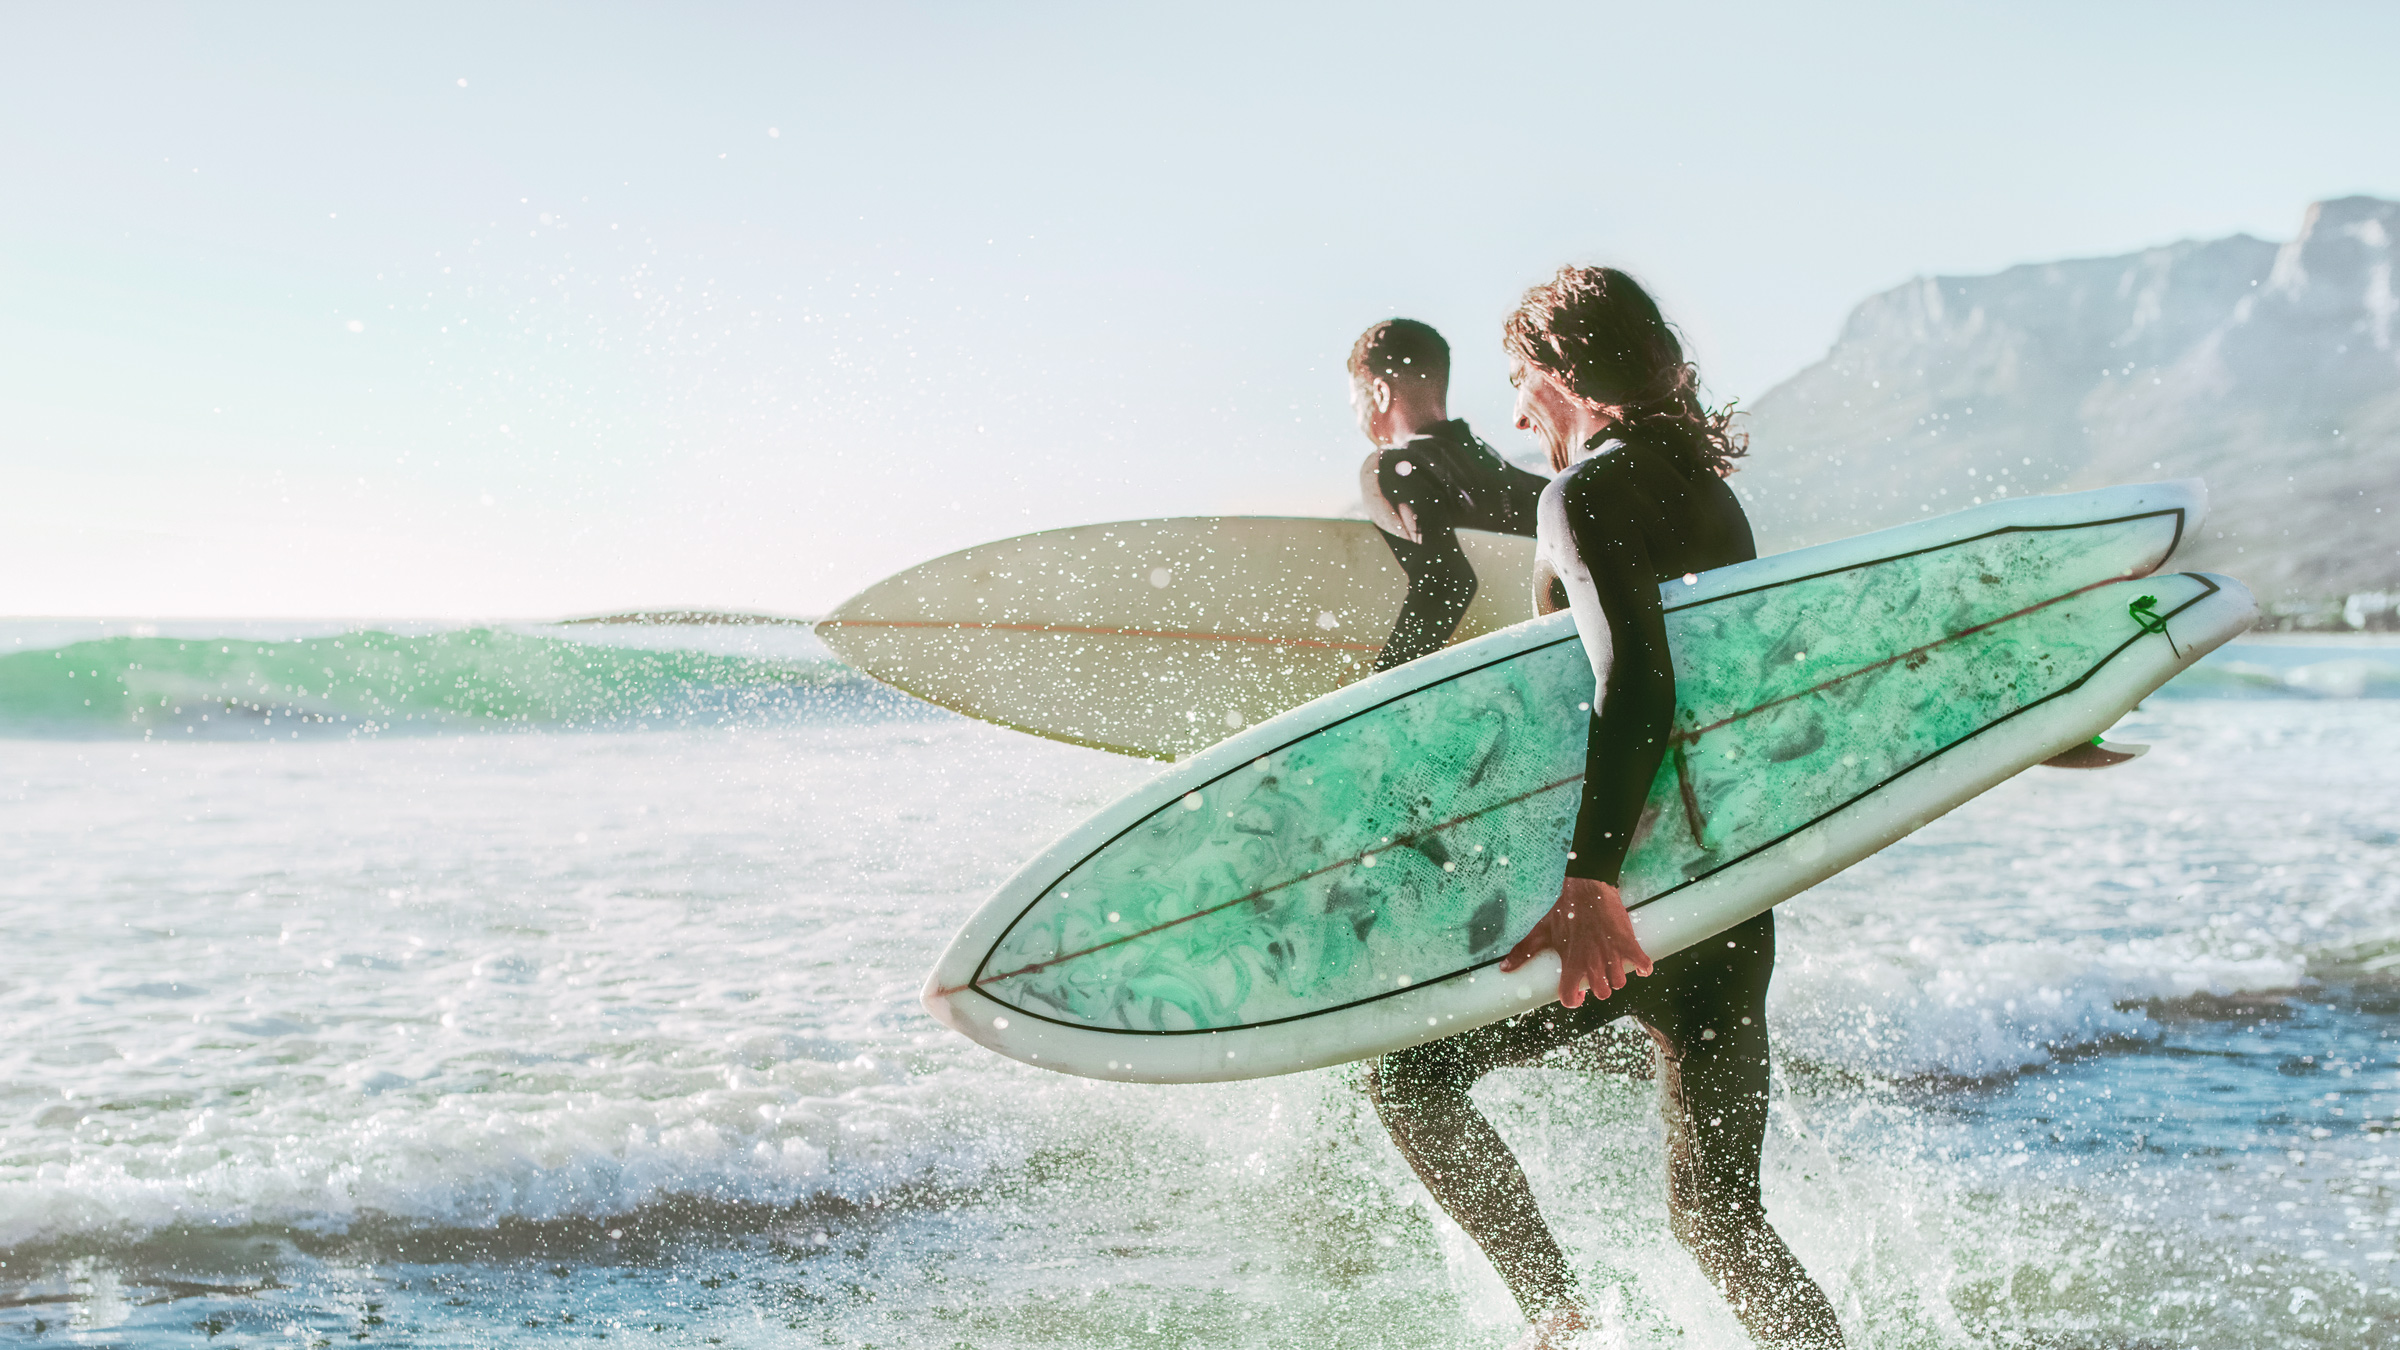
1367, 420, 1547, 672
1542, 435, 1755, 885
1368, 429, 1842, 1347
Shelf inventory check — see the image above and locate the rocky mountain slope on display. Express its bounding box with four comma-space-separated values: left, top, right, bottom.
1737, 197, 2400, 610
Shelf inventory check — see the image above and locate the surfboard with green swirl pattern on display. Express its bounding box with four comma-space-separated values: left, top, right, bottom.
924, 482, 2255, 1082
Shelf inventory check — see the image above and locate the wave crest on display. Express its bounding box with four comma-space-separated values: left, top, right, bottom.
0, 628, 891, 737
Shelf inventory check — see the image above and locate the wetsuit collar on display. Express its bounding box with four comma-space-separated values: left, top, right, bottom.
1401, 418, 1471, 447
1575, 429, 1625, 464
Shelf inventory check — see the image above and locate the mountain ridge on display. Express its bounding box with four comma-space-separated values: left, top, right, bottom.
1737, 196, 2399, 618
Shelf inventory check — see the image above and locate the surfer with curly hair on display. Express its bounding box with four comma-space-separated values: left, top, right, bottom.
1348, 318, 1548, 671
1367, 267, 1843, 1349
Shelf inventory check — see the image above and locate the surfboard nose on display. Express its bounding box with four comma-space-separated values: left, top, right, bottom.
920, 970, 966, 1033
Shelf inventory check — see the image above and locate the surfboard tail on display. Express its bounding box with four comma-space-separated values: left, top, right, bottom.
2155, 478, 2209, 570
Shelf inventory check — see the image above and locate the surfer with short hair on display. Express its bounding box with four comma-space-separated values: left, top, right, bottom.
1348, 318, 1548, 670
1366, 268, 1844, 1348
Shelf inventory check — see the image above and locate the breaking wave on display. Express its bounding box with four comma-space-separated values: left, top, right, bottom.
0, 626, 902, 737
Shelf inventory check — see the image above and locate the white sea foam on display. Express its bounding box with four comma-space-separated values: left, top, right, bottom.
4, 695, 2398, 1347
7, 703, 2398, 1246
1767, 700, 2400, 1078
0, 721, 1152, 1249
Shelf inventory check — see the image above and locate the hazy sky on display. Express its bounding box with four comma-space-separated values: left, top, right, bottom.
6, 1, 2396, 617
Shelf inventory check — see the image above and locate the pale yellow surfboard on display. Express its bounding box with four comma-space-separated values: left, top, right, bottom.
817, 518, 1539, 759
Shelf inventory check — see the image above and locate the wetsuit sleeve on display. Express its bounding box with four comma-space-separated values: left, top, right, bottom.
1372, 452, 1477, 672
1563, 483, 1673, 884
1375, 527, 1477, 671
1496, 462, 1549, 539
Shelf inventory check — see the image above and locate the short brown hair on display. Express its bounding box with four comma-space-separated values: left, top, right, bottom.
1347, 318, 1450, 393
1503, 266, 1745, 474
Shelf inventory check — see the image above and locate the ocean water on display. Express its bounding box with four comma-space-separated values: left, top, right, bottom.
2, 623, 2397, 1348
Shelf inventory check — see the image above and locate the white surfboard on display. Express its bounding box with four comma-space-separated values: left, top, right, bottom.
816, 518, 1538, 758
922, 482, 2256, 1083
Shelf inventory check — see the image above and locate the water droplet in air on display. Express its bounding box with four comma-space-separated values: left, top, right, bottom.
1316, 611, 1340, 630
992, 1016, 1010, 1030
1149, 568, 1173, 588
1107, 912, 1120, 923
1182, 792, 1203, 811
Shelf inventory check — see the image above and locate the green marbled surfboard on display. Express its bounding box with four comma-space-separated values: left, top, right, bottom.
925, 483, 2255, 1081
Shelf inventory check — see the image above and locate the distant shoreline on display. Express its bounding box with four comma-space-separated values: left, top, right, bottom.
557, 610, 818, 628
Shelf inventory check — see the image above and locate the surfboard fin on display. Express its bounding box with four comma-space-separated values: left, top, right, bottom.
2042, 735, 2151, 769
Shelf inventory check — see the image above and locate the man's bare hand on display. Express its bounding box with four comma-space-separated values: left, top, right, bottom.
1498, 876, 1653, 1008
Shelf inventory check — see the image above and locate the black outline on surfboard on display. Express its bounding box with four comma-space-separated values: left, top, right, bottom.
965, 508, 2199, 1037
